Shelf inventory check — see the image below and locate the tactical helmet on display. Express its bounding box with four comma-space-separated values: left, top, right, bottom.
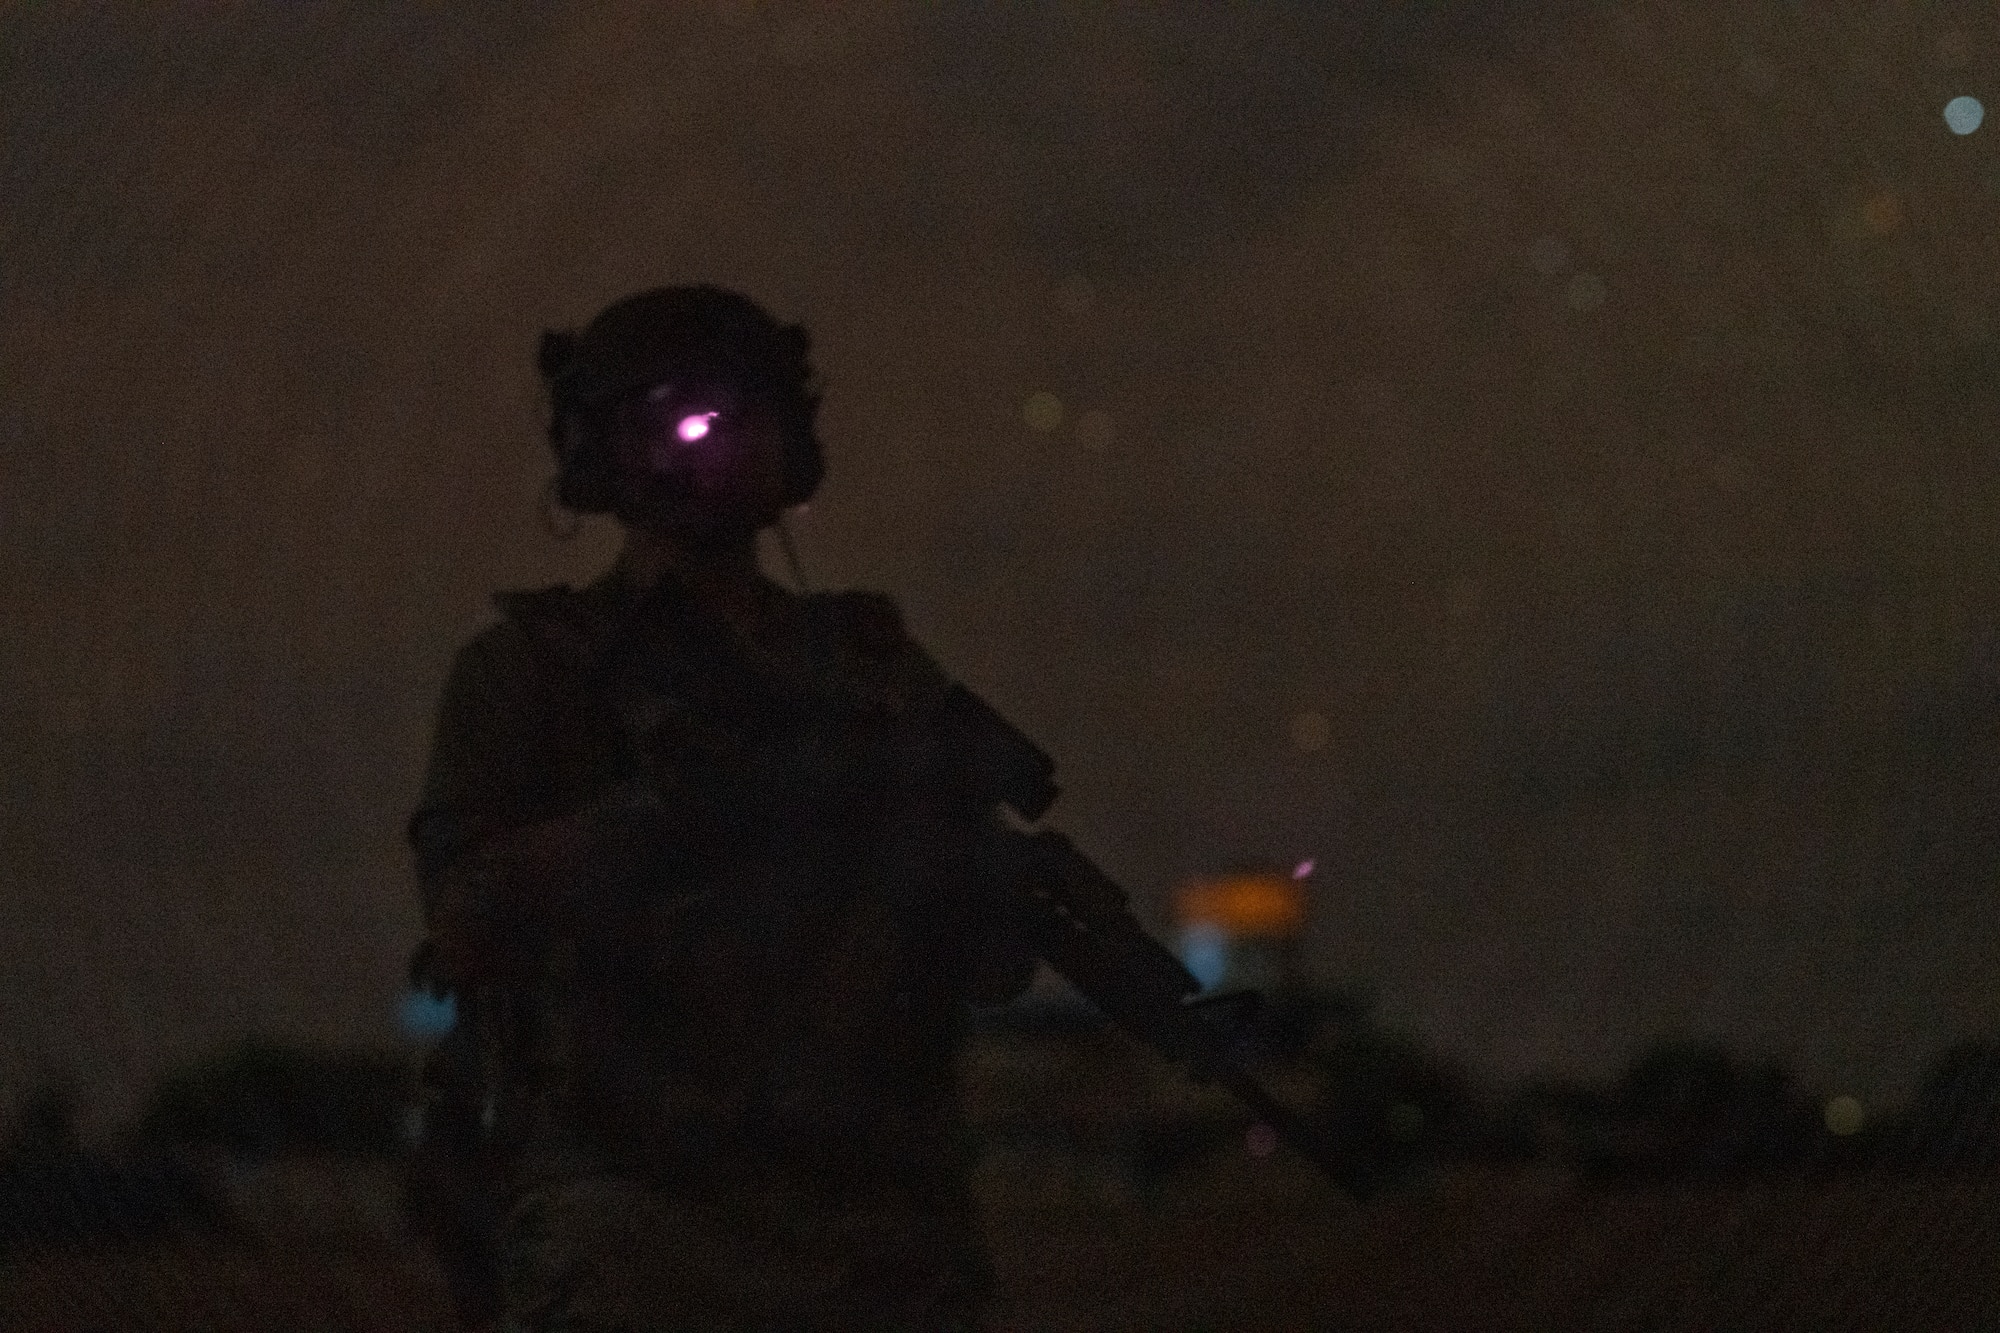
537, 285, 825, 518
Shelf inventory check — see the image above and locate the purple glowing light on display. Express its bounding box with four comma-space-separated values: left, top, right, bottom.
1291, 859, 1315, 880
676, 412, 717, 443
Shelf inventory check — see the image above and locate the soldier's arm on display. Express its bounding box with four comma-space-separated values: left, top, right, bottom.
409, 622, 674, 988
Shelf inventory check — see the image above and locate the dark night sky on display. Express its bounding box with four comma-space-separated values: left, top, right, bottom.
5, 0, 1999, 1138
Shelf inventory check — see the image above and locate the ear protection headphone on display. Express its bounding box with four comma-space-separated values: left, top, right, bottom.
537, 286, 826, 519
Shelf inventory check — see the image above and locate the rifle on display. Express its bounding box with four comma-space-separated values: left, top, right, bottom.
427, 586, 1383, 1207
929, 681, 1383, 1203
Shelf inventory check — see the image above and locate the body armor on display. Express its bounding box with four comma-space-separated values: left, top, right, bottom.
405, 568, 1030, 1330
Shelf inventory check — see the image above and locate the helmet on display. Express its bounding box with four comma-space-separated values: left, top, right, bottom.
536, 285, 826, 518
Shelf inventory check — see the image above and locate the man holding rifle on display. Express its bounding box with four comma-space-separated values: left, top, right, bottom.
405, 286, 1369, 1333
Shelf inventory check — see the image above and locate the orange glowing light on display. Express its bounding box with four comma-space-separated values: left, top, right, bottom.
1862, 192, 1903, 236
1173, 872, 1308, 937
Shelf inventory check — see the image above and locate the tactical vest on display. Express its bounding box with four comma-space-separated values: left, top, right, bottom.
405, 576, 986, 1324
528, 581, 969, 1132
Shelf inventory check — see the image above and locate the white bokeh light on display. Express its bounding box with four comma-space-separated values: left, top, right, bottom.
1824, 1094, 1867, 1136
1022, 391, 1064, 432
1944, 96, 1985, 135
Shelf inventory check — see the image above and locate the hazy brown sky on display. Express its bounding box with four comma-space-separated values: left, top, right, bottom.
5, 0, 2000, 1135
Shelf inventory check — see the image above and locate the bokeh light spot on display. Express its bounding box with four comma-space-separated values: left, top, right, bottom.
1565, 272, 1607, 312
1944, 96, 1985, 135
1023, 391, 1064, 432
1291, 858, 1315, 880
1825, 1094, 1866, 1136
1177, 874, 1308, 937
1245, 1122, 1279, 1157
1862, 193, 1903, 235
1290, 709, 1330, 752
1529, 234, 1570, 274
677, 412, 716, 443
1074, 407, 1115, 453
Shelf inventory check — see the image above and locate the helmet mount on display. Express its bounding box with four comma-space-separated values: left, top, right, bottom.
538, 286, 825, 524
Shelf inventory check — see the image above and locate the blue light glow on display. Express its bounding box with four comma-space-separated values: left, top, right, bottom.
399, 988, 456, 1039
1180, 923, 1230, 992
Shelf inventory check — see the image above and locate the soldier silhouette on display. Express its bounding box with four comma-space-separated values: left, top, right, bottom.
405, 286, 1039, 1332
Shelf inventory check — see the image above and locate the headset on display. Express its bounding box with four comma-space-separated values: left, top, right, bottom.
536, 285, 827, 522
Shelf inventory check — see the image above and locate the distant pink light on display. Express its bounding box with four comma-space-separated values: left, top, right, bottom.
676, 412, 716, 443
1291, 859, 1315, 880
